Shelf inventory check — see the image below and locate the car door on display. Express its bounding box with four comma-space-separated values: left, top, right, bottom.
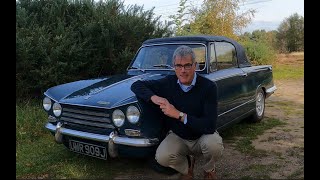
205, 42, 249, 129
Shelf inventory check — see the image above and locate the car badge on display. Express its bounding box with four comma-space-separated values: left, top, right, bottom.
97, 101, 110, 105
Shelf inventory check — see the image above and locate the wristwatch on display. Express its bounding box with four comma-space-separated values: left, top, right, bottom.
179, 112, 184, 120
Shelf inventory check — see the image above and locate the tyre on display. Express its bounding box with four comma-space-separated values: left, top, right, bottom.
250, 88, 265, 123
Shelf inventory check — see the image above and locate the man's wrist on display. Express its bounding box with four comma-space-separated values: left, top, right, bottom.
178, 111, 184, 121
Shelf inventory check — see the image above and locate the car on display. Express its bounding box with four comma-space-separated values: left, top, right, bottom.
43, 35, 276, 161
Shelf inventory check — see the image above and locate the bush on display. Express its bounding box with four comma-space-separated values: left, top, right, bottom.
16, 0, 173, 100
240, 40, 276, 65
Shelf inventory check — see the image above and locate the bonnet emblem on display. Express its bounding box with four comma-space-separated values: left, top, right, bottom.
97, 101, 110, 105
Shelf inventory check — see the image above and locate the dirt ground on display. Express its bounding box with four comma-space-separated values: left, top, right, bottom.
114, 53, 304, 179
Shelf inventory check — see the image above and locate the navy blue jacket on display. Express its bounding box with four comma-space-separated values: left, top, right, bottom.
131, 74, 218, 140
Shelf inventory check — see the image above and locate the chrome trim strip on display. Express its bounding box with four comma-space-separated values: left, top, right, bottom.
45, 123, 158, 147
266, 85, 277, 94
46, 123, 109, 142
212, 72, 242, 81
218, 98, 255, 117
44, 92, 58, 102
113, 137, 158, 147
59, 100, 139, 110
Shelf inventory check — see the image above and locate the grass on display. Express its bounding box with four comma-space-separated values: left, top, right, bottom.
220, 118, 287, 155
271, 101, 304, 116
272, 52, 304, 80
242, 164, 280, 179
287, 167, 304, 179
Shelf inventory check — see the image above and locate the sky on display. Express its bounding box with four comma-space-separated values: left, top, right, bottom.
122, 0, 304, 33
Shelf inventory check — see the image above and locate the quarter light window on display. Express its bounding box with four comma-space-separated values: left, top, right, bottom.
215, 42, 237, 70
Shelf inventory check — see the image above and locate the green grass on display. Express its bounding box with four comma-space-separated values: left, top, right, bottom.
241, 164, 280, 179
271, 101, 304, 116
272, 63, 304, 80
287, 167, 304, 179
221, 118, 287, 155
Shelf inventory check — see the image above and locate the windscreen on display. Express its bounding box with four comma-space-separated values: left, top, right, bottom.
130, 44, 206, 71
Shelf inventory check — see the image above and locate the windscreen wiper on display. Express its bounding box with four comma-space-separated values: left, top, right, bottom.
128, 66, 145, 72
153, 64, 173, 69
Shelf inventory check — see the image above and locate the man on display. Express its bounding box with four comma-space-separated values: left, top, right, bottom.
131, 45, 224, 180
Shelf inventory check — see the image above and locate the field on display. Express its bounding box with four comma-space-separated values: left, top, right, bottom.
16, 52, 304, 179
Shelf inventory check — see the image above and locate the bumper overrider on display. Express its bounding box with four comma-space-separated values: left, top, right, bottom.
45, 122, 159, 158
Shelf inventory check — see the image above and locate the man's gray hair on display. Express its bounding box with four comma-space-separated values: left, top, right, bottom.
172, 45, 196, 63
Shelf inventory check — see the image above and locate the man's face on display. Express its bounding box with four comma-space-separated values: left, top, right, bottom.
174, 55, 196, 86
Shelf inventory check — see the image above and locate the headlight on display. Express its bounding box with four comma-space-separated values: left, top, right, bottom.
52, 102, 62, 117
126, 106, 140, 124
43, 97, 52, 111
112, 109, 125, 127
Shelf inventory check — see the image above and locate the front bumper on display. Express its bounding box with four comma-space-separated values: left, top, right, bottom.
45, 122, 159, 158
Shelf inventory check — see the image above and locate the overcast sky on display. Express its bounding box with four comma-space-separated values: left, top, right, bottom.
122, 0, 304, 32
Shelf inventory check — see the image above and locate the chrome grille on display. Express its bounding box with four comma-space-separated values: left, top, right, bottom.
61, 106, 114, 129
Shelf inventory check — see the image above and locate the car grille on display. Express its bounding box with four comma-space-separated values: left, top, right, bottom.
60, 105, 115, 134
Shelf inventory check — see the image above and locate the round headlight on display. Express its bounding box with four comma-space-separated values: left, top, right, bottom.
43, 97, 52, 111
112, 109, 125, 127
126, 106, 140, 124
52, 103, 62, 117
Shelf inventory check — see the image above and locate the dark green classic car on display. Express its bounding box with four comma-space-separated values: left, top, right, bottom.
43, 35, 276, 161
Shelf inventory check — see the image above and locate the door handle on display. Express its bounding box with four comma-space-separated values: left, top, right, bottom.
241, 73, 248, 77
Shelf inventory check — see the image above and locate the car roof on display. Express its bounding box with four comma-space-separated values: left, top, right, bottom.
143, 35, 236, 44
142, 35, 251, 68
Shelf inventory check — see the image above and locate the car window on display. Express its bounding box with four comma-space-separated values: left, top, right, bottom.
131, 44, 206, 71
209, 43, 217, 72
214, 42, 237, 70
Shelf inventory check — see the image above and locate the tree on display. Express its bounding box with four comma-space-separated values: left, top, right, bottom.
276, 13, 304, 52
170, 0, 255, 39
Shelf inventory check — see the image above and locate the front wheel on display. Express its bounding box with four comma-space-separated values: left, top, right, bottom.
250, 88, 265, 123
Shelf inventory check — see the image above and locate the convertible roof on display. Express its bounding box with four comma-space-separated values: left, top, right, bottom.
143, 35, 251, 67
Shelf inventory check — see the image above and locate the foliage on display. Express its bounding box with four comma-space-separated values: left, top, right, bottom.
16, 0, 173, 99
276, 13, 304, 53
170, 0, 255, 39
239, 30, 277, 65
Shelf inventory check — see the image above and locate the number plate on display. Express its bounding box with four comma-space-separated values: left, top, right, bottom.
69, 140, 107, 160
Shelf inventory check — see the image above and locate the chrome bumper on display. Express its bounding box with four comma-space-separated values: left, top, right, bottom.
45, 122, 159, 158
265, 85, 277, 98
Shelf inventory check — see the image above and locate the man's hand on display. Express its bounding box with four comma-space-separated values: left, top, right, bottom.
151, 95, 180, 119
151, 95, 168, 106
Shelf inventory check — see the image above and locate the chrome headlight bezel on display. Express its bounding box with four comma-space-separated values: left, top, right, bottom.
112, 109, 125, 127
126, 105, 140, 124
43, 97, 52, 111
52, 102, 62, 117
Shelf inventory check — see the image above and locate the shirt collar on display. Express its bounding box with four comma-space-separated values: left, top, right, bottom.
177, 72, 197, 87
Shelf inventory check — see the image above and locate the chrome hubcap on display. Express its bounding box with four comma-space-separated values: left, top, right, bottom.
256, 92, 265, 117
